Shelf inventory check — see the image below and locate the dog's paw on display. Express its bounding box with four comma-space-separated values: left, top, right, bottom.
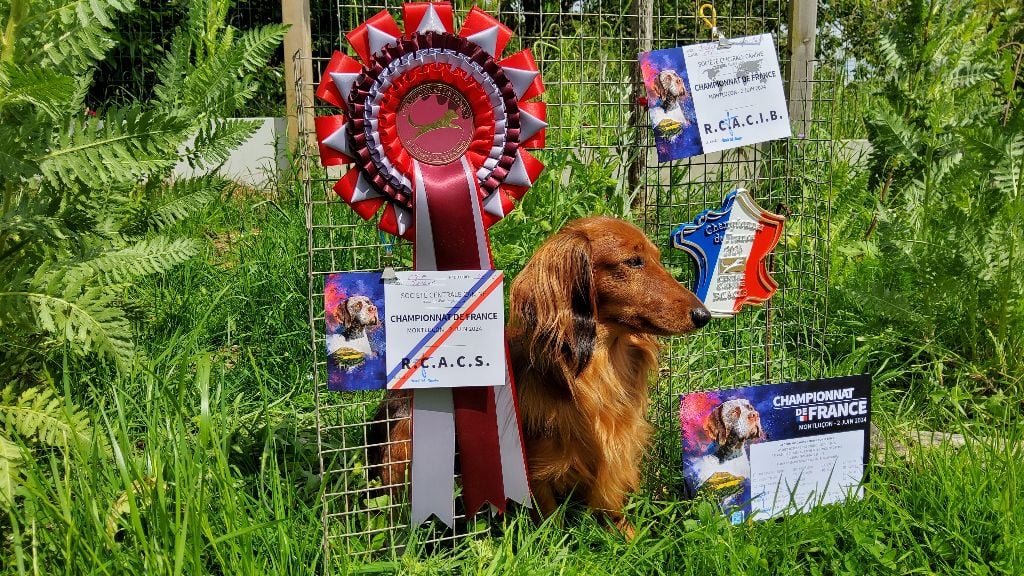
614, 516, 636, 541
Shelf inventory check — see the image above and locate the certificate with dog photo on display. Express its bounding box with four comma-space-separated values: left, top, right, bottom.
325, 271, 387, 391
680, 375, 871, 523
641, 34, 791, 162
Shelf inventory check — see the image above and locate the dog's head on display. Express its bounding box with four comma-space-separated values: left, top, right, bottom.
652, 70, 687, 104
704, 399, 763, 449
509, 216, 709, 376
336, 295, 379, 330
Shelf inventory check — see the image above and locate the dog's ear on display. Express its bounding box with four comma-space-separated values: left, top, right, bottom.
704, 405, 729, 445
509, 229, 597, 378
335, 298, 351, 327
650, 74, 664, 100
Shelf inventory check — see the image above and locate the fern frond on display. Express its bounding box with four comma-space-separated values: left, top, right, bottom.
152, 34, 193, 108
21, 0, 137, 75
973, 218, 1015, 282
926, 150, 963, 188
185, 118, 260, 170
0, 433, 23, 507
865, 102, 923, 167
3, 279, 135, 366
0, 211, 66, 251
146, 177, 225, 230
948, 61, 996, 91
187, 0, 235, 59
0, 120, 43, 179
38, 106, 188, 189
179, 24, 288, 114
876, 34, 905, 72
992, 134, 1024, 201
61, 236, 200, 292
0, 63, 76, 117
0, 384, 95, 452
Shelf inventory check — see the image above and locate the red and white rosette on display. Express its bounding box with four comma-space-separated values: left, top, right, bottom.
313, 3, 546, 526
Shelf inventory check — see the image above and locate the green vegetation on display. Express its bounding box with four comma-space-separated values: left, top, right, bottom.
0, 0, 285, 511
1, 0, 1022, 574
830, 0, 1024, 428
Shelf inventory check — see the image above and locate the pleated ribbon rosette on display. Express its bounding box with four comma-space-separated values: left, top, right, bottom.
313, 2, 546, 526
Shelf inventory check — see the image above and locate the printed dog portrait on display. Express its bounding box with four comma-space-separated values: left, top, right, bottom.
328, 295, 379, 360
690, 398, 762, 484
651, 69, 690, 114
704, 398, 764, 463
639, 47, 703, 160
689, 398, 765, 510
324, 272, 387, 391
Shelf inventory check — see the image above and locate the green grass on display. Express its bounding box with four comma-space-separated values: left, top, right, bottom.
2, 173, 1022, 575
3, 0, 1021, 572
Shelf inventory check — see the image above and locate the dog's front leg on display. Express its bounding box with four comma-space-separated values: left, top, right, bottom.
529, 477, 559, 521
586, 471, 636, 540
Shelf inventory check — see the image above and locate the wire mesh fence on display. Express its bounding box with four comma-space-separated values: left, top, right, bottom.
644, 55, 836, 488
87, 0, 285, 115
299, 0, 836, 567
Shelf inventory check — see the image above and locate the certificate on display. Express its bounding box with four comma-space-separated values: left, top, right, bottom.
384, 270, 506, 390
680, 375, 871, 523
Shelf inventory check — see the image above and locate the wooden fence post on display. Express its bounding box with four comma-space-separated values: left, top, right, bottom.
628, 0, 655, 211
282, 0, 316, 158
786, 0, 817, 138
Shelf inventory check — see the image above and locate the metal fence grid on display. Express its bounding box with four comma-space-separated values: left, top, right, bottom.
644, 55, 836, 487
88, 0, 284, 114
299, 0, 835, 567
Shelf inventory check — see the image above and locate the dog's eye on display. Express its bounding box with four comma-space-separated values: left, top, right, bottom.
624, 256, 644, 268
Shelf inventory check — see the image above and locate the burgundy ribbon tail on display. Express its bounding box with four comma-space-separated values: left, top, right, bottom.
415, 159, 509, 518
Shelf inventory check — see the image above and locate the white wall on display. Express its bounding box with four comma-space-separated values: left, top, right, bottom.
173, 117, 289, 188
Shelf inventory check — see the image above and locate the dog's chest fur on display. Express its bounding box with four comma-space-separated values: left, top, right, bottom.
515, 332, 658, 497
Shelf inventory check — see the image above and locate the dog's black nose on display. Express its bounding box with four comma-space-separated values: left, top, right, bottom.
691, 306, 711, 328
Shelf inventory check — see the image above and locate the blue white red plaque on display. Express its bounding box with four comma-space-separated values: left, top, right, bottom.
680, 375, 871, 524
670, 188, 785, 318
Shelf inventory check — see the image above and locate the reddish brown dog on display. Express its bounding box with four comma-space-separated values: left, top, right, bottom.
508, 216, 708, 536
368, 217, 709, 536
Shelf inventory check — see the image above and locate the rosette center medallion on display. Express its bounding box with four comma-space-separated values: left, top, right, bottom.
397, 83, 474, 165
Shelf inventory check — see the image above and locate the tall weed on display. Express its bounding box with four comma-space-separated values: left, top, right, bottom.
830, 0, 1023, 420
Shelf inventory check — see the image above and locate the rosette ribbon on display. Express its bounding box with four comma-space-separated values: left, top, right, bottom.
313, 3, 547, 527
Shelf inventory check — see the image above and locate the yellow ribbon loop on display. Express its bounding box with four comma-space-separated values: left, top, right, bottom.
698, 3, 717, 31
698, 2, 729, 47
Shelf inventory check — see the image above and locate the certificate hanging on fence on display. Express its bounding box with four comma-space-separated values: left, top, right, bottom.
680, 375, 871, 524
384, 270, 506, 390
640, 33, 791, 162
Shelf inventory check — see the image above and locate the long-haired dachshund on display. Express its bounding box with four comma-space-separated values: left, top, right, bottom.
508, 216, 708, 537
367, 217, 709, 537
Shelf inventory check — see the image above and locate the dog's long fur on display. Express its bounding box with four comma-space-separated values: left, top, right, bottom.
508, 217, 708, 535
367, 217, 709, 536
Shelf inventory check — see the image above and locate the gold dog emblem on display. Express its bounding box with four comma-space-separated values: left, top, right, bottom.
718, 256, 747, 274
397, 82, 474, 165
409, 109, 460, 139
